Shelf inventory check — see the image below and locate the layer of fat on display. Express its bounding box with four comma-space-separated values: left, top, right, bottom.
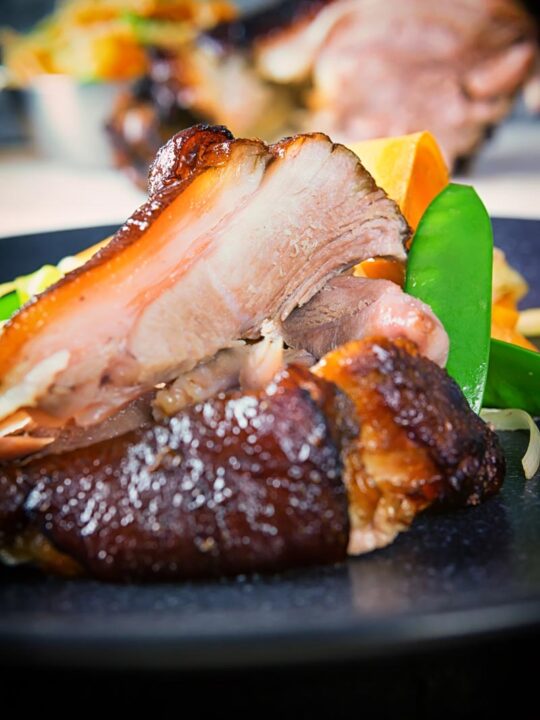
0, 350, 70, 422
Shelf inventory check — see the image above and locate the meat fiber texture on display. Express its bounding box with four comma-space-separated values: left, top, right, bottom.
282, 275, 449, 367
0, 125, 409, 433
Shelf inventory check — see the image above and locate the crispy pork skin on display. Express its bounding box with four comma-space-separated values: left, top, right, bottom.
0, 339, 504, 580
0, 125, 408, 434
282, 276, 449, 366
1, 367, 349, 581
315, 338, 505, 553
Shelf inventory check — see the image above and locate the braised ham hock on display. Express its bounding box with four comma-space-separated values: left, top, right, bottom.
0, 125, 504, 582
0, 339, 504, 581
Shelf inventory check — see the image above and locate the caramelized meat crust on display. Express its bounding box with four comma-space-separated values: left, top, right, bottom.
315, 338, 505, 553
0, 339, 505, 581
2, 367, 348, 581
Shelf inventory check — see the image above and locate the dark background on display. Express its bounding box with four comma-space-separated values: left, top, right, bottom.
0, 0, 272, 31
1, 0, 539, 32
1, 0, 50, 31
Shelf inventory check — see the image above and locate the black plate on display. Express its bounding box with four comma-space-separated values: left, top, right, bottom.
0, 218, 539, 671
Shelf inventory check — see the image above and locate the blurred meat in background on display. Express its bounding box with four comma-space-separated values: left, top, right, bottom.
104, 0, 538, 186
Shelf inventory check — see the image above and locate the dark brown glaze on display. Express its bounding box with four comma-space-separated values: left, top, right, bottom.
206, 0, 333, 50
147, 123, 234, 196
0, 465, 31, 547
315, 337, 505, 553
6, 367, 348, 581
371, 343, 505, 510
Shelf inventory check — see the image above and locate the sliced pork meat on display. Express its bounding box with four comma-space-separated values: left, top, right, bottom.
0, 338, 504, 580
0, 125, 409, 445
108, 1, 536, 182
282, 276, 449, 367
161, 42, 294, 139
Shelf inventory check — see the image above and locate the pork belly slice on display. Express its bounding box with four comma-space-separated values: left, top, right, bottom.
0, 124, 408, 430
0, 338, 504, 581
0, 335, 286, 462
282, 276, 449, 367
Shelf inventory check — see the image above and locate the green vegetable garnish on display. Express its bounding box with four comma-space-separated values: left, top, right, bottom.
484, 339, 540, 416
15, 264, 63, 304
405, 183, 493, 413
0, 264, 64, 325
0, 291, 21, 322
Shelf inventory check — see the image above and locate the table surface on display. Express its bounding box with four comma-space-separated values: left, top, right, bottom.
0, 119, 539, 239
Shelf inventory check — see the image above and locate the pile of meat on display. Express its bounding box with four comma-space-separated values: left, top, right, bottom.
108, 0, 538, 187
0, 125, 504, 581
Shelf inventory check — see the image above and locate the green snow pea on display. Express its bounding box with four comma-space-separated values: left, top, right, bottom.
484, 339, 540, 416
0, 291, 20, 322
405, 183, 493, 413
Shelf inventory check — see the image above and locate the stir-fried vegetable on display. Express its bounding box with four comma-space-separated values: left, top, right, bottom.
491, 248, 537, 350
405, 184, 493, 413
518, 308, 540, 338
484, 339, 540, 417
481, 408, 540, 479
2, 0, 236, 86
0, 292, 20, 322
0, 237, 109, 325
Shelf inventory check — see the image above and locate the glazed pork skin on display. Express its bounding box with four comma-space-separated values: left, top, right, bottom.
0, 125, 408, 430
2, 367, 349, 581
282, 275, 449, 367
0, 338, 504, 581
314, 337, 505, 553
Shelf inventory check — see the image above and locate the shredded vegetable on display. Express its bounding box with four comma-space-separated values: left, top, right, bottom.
517, 308, 540, 338
481, 408, 540, 480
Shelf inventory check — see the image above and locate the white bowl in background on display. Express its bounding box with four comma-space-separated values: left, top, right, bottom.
26, 75, 123, 168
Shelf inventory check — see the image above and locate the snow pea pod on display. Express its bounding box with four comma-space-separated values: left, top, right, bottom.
0, 291, 20, 322
484, 339, 540, 416
405, 183, 493, 413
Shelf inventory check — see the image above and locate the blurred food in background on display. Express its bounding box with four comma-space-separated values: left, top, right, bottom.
1, 0, 235, 166
2, 0, 236, 84
1, 0, 537, 177
108, 0, 538, 186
